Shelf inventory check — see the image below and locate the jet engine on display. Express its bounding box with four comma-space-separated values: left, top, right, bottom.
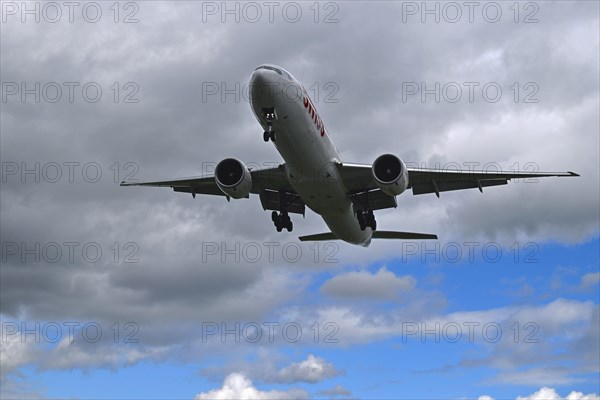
372, 154, 409, 196
215, 158, 252, 199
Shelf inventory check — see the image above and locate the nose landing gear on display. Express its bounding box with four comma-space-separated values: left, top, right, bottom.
263, 108, 276, 142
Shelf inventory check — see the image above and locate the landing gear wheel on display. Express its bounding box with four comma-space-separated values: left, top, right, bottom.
357, 210, 376, 231
357, 211, 366, 231
263, 108, 276, 143
366, 210, 377, 231
272, 211, 291, 232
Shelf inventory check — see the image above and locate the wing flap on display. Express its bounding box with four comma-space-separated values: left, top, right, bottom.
173, 186, 231, 197
259, 189, 305, 215
411, 178, 507, 196
349, 189, 397, 211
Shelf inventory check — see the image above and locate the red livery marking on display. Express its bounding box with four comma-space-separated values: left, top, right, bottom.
303, 90, 327, 137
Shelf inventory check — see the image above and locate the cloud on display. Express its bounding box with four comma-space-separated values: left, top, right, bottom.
515, 387, 599, 400
320, 267, 416, 300
318, 384, 352, 397
493, 367, 585, 386
200, 353, 341, 386
194, 373, 308, 400
1, 0, 598, 397
580, 272, 600, 289
0, 331, 38, 377
275, 354, 340, 384
479, 388, 600, 400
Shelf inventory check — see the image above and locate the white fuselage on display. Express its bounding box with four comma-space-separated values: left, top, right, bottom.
249, 65, 372, 246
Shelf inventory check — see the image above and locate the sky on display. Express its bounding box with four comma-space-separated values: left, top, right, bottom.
1, 1, 599, 399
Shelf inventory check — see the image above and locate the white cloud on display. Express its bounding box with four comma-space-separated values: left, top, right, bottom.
581, 272, 600, 288
275, 354, 340, 383
0, 331, 37, 377
320, 267, 416, 300
478, 396, 494, 400
515, 387, 599, 400
194, 373, 308, 400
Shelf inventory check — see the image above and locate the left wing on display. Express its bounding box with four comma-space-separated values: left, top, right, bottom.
120, 165, 306, 214
120, 165, 293, 195
120, 175, 225, 196
338, 162, 579, 199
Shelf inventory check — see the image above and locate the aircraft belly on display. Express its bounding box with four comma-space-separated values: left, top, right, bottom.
291, 180, 350, 215
268, 84, 371, 245
322, 212, 372, 246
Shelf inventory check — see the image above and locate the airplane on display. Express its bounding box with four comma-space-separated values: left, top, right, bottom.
121, 64, 579, 247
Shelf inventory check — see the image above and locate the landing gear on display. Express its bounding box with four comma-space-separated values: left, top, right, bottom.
357, 209, 376, 231
272, 210, 293, 232
263, 130, 275, 142
263, 108, 276, 142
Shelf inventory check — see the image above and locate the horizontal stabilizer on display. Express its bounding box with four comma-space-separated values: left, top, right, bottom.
298, 232, 338, 242
299, 231, 438, 242
372, 231, 437, 240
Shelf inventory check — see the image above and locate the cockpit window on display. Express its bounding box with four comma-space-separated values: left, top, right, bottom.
255, 65, 282, 75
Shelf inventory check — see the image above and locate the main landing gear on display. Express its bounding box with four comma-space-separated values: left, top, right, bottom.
263, 108, 276, 142
272, 211, 293, 232
357, 209, 376, 231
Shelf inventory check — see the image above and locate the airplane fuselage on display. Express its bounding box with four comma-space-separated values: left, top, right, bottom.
249, 65, 373, 246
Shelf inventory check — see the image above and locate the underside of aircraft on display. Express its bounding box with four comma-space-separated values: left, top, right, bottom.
121, 64, 579, 246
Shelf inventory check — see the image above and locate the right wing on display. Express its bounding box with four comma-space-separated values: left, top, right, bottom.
405, 167, 579, 197
338, 162, 579, 198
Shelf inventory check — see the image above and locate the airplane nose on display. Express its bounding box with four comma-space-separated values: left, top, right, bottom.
249, 68, 277, 106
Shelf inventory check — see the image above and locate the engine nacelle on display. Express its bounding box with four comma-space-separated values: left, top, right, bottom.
372, 154, 409, 196
215, 158, 252, 199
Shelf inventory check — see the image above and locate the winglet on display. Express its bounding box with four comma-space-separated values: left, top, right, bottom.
120, 181, 137, 186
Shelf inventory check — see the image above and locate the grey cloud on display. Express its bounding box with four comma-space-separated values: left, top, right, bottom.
1, 0, 598, 385
320, 266, 416, 300
318, 384, 352, 397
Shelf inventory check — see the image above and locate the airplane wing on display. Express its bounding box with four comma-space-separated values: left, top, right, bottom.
120, 164, 305, 213
338, 162, 579, 200
120, 175, 225, 196
120, 164, 294, 195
